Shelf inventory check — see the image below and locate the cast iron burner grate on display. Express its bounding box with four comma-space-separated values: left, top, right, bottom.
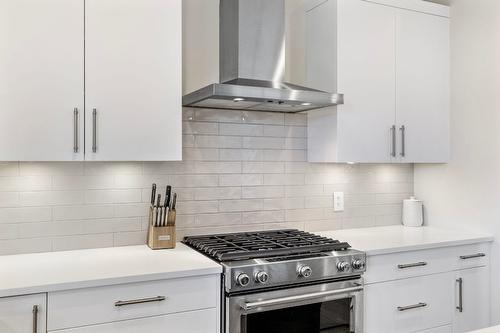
183, 229, 350, 261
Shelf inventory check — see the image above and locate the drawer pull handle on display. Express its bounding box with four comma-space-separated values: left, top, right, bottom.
459, 253, 486, 260
397, 302, 427, 312
115, 296, 166, 307
397, 262, 428, 269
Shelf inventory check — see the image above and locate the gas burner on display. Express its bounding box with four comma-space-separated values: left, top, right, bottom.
183, 229, 351, 262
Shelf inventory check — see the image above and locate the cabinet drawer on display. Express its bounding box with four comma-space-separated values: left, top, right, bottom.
453, 243, 489, 270
365, 247, 455, 283
48, 275, 219, 330
365, 244, 489, 284
47, 307, 217, 333
365, 272, 453, 333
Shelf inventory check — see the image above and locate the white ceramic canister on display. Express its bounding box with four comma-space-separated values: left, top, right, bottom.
402, 196, 424, 227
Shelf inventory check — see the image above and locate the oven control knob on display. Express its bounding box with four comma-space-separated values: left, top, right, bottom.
235, 273, 250, 287
337, 261, 351, 272
298, 265, 313, 278
352, 259, 365, 270
255, 271, 269, 284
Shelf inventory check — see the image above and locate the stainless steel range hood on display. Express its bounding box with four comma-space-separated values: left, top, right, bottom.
182, 0, 343, 113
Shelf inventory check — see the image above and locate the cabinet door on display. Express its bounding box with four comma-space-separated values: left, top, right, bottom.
395, 9, 450, 163
364, 272, 453, 333
48, 308, 217, 333
306, 0, 337, 94
454, 267, 490, 333
0, 0, 84, 161
0, 294, 47, 333
85, 0, 182, 161
336, 0, 396, 163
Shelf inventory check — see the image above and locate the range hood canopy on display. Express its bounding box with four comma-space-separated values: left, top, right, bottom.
182, 0, 343, 113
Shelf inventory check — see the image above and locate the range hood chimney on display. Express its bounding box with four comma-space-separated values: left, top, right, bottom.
182, 0, 343, 113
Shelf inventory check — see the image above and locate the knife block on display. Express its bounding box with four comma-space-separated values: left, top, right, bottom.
148, 225, 176, 250
147, 205, 176, 250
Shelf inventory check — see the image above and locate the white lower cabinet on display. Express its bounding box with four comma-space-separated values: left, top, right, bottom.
47, 274, 220, 333
364, 243, 491, 333
365, 272, 453, 333
454, 266, 490, 333
0, 293, 46, 333
48, 308, 217, 333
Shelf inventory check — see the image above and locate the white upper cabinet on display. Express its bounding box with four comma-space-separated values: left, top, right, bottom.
395, 9, 450, 163
336, 0, 396, 163
0, 0, 181, 161
307, 0, 450, 164
85, 0, 182, 161
0, 0, 84, 161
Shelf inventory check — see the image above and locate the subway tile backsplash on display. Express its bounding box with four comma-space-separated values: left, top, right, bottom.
0, 108, 413, 255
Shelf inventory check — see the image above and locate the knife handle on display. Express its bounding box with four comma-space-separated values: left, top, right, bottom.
151, 184, 157, 206
172, 193, 177, 210
165, 185, 171, 208
155, 194, 161, 227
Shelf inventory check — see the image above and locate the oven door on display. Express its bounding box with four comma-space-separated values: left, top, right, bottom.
225, 278, 363, 333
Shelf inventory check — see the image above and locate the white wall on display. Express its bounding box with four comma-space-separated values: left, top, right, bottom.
414, 0, 500, 323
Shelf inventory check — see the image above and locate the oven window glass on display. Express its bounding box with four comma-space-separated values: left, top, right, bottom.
244, 298, 352, 333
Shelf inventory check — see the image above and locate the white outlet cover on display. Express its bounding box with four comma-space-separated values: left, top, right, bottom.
333, 192, 344, 212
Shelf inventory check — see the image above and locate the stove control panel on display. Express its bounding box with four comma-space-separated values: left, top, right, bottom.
224, 250, 366, 293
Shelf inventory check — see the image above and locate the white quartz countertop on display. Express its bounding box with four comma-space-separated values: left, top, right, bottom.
0, 244, 222, 298
318, 225, 494, 256
469, 326, 500, 333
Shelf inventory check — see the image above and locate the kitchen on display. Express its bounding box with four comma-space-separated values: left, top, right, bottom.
0, 0, 498, 332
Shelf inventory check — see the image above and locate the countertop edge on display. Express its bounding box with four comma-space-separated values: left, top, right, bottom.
365, 235, 494, 256
0, 266, 222, 298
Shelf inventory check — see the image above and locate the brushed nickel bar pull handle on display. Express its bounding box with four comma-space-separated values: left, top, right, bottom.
400, 125, 406, 157
397, 302, 427, 312
243, 286, 363, 311
115, 296, 166, 307
459, 253, 486, 260
456, 278, 463, 312
92, 108, 97, 153
73, 108, 79, 153
32, 305, 38, 333
397, 261, 428, 269
391, 125, 396, 157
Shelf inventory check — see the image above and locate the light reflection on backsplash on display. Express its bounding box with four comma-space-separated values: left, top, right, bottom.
0, 108, 413, 255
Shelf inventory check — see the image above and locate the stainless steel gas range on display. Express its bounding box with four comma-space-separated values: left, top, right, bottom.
183, 229, 366, 333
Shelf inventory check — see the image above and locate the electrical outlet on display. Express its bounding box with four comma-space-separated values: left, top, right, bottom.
333, 192, 344, 212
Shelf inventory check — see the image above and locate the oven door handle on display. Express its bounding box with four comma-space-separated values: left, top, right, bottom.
241, 286, 363, 312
